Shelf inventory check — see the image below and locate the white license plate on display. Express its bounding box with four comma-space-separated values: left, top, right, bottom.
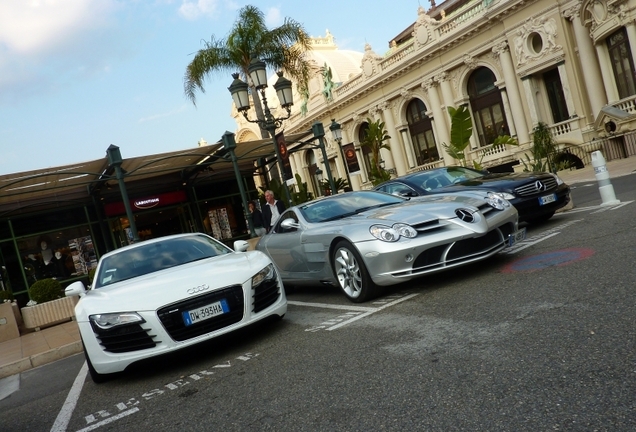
538, 193, 557, 205
507, 228, 526, 247
182, 299, 229, 326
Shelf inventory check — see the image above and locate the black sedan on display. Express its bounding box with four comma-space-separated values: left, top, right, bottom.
375, 166, 571, 223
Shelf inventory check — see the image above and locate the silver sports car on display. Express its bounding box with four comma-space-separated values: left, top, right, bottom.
253, 190, 523, 303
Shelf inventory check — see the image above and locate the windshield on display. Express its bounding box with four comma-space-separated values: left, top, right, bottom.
411, 167, 485, 191
94, 235, 231, 288
299, 191, 404, 223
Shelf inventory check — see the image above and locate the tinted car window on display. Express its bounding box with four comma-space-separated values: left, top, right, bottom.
94, 235, 231, 288
299, 191, 404, 223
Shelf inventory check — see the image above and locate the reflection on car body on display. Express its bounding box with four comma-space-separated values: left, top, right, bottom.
252, 191, 523, 303
375, 166, 571, 223
65, 233, 286, 383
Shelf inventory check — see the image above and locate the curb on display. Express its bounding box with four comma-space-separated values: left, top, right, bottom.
0, 341, 83, 379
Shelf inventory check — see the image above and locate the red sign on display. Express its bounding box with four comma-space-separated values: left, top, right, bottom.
104, 190, 187, 217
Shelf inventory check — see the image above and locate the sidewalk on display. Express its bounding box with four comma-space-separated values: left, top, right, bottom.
0, 320, 82, 379
1, 156, 635, 380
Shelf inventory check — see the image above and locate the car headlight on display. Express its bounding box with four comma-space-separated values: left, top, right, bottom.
370, 223, 417, 242
486, 192, 512, 210
90, 312, 144, 330
252, 263, 275, 287
552, 174, 564, 185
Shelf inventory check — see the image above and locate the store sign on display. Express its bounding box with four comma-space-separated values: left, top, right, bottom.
104, 190, 187, 216
276, 132, 294, 181
342, 143, 360, 174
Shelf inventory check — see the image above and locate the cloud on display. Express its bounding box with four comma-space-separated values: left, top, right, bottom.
178, 0, 220, 20
138, 104, 188, 123
264, 6, 283, 27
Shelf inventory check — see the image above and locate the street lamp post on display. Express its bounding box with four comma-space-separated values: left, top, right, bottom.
221, 131, 256, 238
329, 119, 351, 188
106, 144, 139, 243
228, 59, 294, 207
311, 122, 337, 195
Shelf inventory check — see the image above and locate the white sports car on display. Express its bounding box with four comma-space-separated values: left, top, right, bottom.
65, 233, 286, 383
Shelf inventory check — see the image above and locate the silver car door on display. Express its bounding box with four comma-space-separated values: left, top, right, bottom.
261, 210, 308, 278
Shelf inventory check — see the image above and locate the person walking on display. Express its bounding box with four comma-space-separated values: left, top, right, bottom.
248, 200, 267, 237
262, 190, 286, 233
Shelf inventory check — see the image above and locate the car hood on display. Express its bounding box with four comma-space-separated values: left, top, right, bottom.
438, 172, 557, 192
350, 194, 493, 224
76, 251, 270, 315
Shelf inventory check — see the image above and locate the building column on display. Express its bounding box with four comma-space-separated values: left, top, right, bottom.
399, 128, 416, 169
498, 87, 517, 137
521, 77, 540, 127
422, 79, 454, 165
492, 41, 530, 144
595, 43, 619, 102
379, 101, 407, 176
557, 62, 576, 117
563, 7, 607, 117
436, 72, 455, 130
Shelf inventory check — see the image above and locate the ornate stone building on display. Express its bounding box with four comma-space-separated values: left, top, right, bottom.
233, 0, 636, 195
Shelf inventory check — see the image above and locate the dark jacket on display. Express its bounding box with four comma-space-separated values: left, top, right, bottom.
251, 209, 265, 228
262, 200, 286, 232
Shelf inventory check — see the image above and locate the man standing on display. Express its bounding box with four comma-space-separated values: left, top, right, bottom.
262, 190, 286, 233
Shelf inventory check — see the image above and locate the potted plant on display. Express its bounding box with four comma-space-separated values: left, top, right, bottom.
20, 278, 79, 331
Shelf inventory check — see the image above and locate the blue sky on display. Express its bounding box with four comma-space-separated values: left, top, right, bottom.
0, 1, 427, 176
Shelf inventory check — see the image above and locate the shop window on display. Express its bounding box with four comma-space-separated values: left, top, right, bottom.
11, 208, 90, 237
543, 68, 569, 123
468, 67, 509, 147
406, 99, 439, 165
607, 28, 636, 99
18, 227, 97, 286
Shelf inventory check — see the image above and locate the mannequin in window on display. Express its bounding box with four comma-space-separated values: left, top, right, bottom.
40, 241, 56, 277
52, 250, 71, 277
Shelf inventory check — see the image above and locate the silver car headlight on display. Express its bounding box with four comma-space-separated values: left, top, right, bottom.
552, 174, 564, 185
370, 223, 417, 242
90, 312, 144, 330
486, 192, 512, 210
252, 263, 275, 288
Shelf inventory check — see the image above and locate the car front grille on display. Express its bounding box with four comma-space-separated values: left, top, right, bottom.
514, 177, 557, 196
157, 286, 244, 342
412, 228, 504, 270
253, 278, 281, 313
91, 322, 158, 353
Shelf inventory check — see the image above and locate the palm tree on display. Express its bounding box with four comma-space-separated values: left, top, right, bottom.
184, 5, 313, 138
361, 118, 392, 185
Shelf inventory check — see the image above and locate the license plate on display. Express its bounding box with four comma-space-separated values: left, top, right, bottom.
507, 228, 526, 247
182, 299, 229, 326
538, 193, 556, 205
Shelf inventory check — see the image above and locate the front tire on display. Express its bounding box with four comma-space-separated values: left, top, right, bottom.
82, 341, 110, 384
332, 240, 379, 303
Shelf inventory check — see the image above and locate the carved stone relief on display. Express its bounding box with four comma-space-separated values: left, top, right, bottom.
361, 44, 384, 79
513, 17, 562, 67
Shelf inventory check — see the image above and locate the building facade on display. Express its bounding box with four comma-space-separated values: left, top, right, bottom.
234, 0, 636, 195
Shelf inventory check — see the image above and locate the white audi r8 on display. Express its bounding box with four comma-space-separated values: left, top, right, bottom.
65, 233, 286, 383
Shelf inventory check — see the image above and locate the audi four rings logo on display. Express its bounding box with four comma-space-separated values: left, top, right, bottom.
187, 284, 210, 294
535, 180, 547, 192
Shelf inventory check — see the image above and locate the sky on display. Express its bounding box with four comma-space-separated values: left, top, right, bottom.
0, 0, 428, 176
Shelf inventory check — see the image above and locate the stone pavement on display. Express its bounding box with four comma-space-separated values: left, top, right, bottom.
0, 155, 634, 380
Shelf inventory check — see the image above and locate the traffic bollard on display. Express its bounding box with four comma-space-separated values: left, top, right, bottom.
591, 150, 620, 206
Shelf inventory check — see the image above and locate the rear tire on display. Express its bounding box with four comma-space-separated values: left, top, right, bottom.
332, 240, 380, 303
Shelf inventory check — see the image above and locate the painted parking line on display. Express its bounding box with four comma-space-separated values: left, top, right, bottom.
504, 220, 583, 254
290, 293, 419, 332
562, 200, 633, 215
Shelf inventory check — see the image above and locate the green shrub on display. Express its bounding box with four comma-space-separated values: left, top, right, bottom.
29, 278, 63, 304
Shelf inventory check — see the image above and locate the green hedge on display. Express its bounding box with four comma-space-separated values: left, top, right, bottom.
29, 278, 63, 304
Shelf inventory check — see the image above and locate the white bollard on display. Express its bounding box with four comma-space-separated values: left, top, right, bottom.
591, 150, 620, 206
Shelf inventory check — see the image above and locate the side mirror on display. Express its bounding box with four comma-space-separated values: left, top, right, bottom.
65, 281, 87, 297
280, 219, 300, 230
233, 240, 249, 252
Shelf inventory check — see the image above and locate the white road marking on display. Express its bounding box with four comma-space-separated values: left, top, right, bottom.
503, 220, 583, 255
76, 408, 139, 432
287, 301, 376, 312
610, 200, 634, 209
326, 294, 419, 331
50, 361, 88, 432
0, 375, 19, 402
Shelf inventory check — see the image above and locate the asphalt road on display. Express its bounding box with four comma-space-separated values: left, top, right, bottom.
1, 174, 635, 432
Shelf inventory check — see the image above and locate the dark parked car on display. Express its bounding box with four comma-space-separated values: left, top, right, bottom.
375, 166, 570, 224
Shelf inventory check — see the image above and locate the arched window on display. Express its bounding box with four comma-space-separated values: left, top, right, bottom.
406, 99, 438, 165
358, 122, 373, 174
468, 67, 509, 147
607, 28, 636, 99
